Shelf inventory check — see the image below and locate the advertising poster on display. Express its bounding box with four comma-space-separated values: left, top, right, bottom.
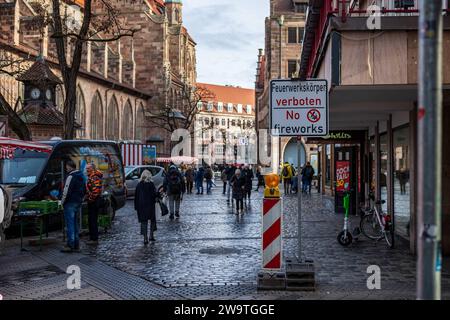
143, 146, 156, 165
336, 161, 351, 192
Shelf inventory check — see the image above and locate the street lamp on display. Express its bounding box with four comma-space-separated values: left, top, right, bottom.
277, 15, 285, 79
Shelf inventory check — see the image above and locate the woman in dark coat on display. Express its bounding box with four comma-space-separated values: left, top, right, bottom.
134, 170, 158, 244
231, 169, 246, 215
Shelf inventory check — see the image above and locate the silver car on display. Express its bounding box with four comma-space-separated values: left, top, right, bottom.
125, 165, 165, 197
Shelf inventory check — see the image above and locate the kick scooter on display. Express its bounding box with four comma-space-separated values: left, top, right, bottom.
337, 191, 360, 246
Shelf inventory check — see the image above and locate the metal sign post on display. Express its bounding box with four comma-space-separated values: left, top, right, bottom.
417, 0, 443, 300
270, 79, 328, 263
267, 79, 328, 291
297, 136, 302, 261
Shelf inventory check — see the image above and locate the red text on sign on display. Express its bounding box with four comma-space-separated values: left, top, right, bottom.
276, 97, 322, 107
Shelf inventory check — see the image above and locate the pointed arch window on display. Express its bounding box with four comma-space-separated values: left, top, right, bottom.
75, 86, 86, 138
106, 96, 119, 140
136, 103, 146, 142
122, 101, 134, 140
90, 92, 103, 139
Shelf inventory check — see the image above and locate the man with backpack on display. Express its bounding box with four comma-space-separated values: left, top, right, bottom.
163, 165, 186, 220
281, 162, 293, 195
301, 162, 315, 194
205, 166, 214, 194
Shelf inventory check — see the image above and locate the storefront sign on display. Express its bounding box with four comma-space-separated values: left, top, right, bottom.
270, 79, 329, 137
306, 130, 367, 144
336, 161, 351, 192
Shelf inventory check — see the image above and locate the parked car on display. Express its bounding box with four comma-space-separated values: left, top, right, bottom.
0, 140, 126, 229
125, 165, 165, 197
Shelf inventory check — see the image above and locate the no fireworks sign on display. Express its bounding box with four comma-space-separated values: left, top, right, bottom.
270, 79, 329, 137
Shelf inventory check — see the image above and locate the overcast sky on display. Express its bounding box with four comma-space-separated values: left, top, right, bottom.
182, 0, 270, 89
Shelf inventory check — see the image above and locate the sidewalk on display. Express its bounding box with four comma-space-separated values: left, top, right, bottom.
1, 182, 449, 300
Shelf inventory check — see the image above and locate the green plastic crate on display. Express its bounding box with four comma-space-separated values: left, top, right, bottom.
99, 215, 112, 228
18, 201, 59, 215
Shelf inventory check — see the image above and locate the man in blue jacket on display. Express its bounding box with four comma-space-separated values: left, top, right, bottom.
195, 166, 205, 195
61, 160, 86, 253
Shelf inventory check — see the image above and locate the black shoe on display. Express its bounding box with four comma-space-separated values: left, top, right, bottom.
169, 214, 175, 220
144, 236, 149, 245
149, 237, 156, 242
175, 212, 180, 218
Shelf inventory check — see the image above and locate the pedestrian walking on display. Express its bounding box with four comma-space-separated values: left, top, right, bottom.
243, 165, 253, 201
221, 167, 228, 194
61, 160, 85, 253
231, 169, 246, 214
301, 162, 315, 194
85, 164, 103, 246
281, 162, 293, 195
164, 165, 185, 220
185, 165, 194, 194
226, 165, 236, 202
205, 166, 214, 194
134, 170, 158, 244
255, 166, 265, 191
195, 166, 205, 195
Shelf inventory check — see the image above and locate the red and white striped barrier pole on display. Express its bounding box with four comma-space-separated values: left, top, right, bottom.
262, 174, 282, 271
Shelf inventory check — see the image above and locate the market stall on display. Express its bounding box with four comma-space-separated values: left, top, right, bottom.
0, 138, 57, 250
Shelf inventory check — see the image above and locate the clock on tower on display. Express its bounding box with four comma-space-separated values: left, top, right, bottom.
17, 55, 61, 108
16, 55, 66, 138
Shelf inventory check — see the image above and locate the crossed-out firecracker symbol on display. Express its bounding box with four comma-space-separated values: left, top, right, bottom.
307, 109, 321, 123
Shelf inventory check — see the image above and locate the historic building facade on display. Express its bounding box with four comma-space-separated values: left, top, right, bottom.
0, 0, 196, 156
255, 0, 312, 170
194, 83, 256, 165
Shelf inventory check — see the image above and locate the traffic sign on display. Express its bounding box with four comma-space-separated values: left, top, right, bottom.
270, 79, 329, 137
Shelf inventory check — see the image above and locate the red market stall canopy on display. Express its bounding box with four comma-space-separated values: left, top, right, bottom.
156, 156, 198, 165
0, 137, 53, 159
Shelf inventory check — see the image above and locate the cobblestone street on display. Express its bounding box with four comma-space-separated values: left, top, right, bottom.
1, 181, 450, 300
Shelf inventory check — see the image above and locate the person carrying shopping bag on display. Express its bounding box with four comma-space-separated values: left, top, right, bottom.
135, 170, 158, 244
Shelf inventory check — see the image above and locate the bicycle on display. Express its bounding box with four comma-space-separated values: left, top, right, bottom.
359, 194, 395, 248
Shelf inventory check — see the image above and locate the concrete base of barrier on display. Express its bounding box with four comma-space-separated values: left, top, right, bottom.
285, 257, 316, 291
257, 271, 286, 290
256, 258, 316, 291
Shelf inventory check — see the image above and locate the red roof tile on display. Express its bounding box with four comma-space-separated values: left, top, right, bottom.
197, 83, 255, 106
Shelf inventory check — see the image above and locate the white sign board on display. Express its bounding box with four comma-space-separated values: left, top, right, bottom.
270, 79, 329, 137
